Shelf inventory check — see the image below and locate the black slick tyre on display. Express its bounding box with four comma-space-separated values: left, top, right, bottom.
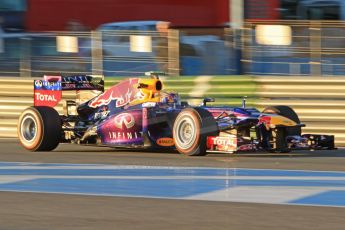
262, 105, 302, 153
173, 108, 218, 156
18, 106, 61, 151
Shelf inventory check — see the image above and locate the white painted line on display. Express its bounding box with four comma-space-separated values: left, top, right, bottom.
1, 162, 345, 174
186, 186, 329, 204
0, 175, 344, 181
0, 176, 39, 184
0, 188, 342, 208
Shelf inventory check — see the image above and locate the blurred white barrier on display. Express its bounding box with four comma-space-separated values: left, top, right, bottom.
255, 77, 345, 146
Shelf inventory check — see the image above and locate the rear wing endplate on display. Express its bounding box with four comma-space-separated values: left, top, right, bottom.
34, 75, 104, 107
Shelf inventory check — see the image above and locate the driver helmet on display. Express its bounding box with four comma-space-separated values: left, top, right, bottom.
160, 92, 180, 104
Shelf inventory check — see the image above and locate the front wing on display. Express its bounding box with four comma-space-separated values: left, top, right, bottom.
206, 134, 335, 154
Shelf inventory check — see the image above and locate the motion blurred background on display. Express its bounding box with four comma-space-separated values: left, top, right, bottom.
1, 0, 343, 77
1, 0, 345, 146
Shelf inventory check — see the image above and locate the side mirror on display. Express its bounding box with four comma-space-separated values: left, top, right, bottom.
203, 98, 215, 106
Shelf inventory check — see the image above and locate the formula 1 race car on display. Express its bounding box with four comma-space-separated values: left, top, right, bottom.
17, 72, 335, 155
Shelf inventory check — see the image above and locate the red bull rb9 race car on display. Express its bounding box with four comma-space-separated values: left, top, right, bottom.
17, 72, 335, 156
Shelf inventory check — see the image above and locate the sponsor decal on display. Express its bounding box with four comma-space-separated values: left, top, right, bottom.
207, 135, 237, 152
34, 80, 61, 90
237, 144, 256, 151
35, 92, 58, 102
213, 137, 236, 147
156, 137, 175, 147
88, 78, 139, 108
114, 113, 135, 129
34, 80, 42, 88
142, 102, 156, 108
60, 75, 103, 90
94, 110, 110, 120
63, 83, 76, 89
98, 109, 143, 144
89, 91, 113, 108
89, 90, 133, 108
62, 75, 90, 83
34, 80, 62, 107
108, 131, 142, 140
115, 89, 134, 107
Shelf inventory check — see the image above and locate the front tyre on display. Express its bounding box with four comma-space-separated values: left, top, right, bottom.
262, 105, 301, 153
173, 108, 218, 156
18, 106, 61, 151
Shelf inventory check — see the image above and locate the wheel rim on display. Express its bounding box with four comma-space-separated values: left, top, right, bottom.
175, 115, 196, 150
21, 115, 37, 142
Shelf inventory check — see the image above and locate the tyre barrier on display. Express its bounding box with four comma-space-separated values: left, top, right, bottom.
1, 76, 345, 146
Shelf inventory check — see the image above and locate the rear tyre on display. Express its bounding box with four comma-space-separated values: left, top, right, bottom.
18, 106, 61, 151
173, 108, 218, 156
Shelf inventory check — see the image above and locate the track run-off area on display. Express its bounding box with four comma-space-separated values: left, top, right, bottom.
0, 139, 345, 229
0, 162, 345, 208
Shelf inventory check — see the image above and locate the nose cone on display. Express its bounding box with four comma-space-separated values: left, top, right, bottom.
260, 114, 297, 127
271, 115, 297, 126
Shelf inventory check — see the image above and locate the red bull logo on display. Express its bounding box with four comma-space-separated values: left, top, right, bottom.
88, 78, 139, 108
89, 91, 115, 108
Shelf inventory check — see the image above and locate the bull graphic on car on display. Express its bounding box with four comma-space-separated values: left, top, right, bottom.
17, 71, 335, 155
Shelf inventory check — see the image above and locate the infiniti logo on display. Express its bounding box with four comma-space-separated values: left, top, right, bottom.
114, 113, 135, 129
34, 80, 43, 87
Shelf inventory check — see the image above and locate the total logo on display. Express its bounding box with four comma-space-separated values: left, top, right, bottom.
213, 137, 236, 147
114, 113, 135, 129
34, 92, 58, 102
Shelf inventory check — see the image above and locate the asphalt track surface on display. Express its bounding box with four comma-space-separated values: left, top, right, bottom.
0, 138, 345, 230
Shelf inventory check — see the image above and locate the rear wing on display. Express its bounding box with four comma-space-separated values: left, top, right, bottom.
45, 75, 104, 91
34, 75, 104, 107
